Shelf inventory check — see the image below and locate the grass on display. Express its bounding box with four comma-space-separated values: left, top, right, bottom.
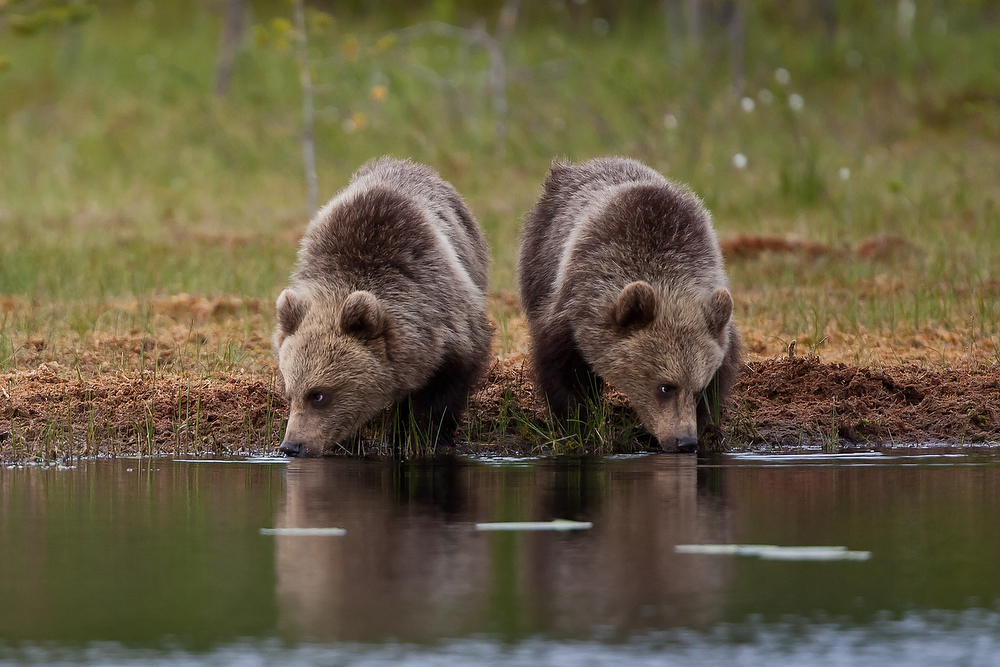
1, 2, 999, 458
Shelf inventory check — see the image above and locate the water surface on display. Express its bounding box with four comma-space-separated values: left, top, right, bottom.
1, 451, 998, 665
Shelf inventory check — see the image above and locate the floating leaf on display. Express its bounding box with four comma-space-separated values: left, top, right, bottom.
475, 519, 593, 532
260, 527, 345, 536
675, 544, 872, 561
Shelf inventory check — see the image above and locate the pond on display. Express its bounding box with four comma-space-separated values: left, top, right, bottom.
1, 451, 999, 666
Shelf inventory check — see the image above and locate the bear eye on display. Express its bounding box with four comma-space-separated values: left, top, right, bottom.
657, 384, 677, 400
307, 391, 332, 409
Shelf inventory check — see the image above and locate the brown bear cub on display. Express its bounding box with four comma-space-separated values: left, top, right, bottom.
518, 157, 743, 453
274, 158, 493, 456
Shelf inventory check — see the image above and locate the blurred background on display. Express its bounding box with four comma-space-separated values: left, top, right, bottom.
1, 0, 999, 371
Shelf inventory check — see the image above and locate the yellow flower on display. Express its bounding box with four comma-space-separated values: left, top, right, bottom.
271, 18, 293, 36
308, 11, 334, 35
375, 34, 397, 52
351, 112, 367, 131
370, 85, 388, 102
341, 37, 360, 63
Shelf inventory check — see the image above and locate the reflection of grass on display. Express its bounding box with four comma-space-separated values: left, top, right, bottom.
351, 398, 449, 458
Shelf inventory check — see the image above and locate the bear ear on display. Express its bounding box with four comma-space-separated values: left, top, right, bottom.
340, 291, 391, 341
275, 289, 308, 344
610, 281, 657, 333
703, 288, 734, 343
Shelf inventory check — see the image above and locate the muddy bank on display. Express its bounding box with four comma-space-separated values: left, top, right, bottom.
1, 357, 998, 461
732, 357, 1000, 447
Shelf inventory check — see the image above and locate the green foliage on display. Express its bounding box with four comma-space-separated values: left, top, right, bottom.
0, 0, 94, 73
1, 0, 94, 36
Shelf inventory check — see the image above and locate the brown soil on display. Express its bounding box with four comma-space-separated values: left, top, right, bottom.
0, 370, 283, 461
731, 356, 1000, 448
2, 355, 998, 461
718, 233, 919, 262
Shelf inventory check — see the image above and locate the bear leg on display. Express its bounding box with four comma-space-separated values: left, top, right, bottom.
697, 322, 745, 434
530, 318, 600, 419
408, 351, 487, 448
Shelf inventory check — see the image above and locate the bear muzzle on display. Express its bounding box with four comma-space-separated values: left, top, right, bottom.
280, 411, 340, 457
655, 434, 699, 454
650, 413, 699, 453
673, 436, 699, 454
279, 441, 304, 457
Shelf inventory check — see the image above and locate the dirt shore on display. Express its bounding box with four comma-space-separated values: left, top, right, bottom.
2, 355, 998, 462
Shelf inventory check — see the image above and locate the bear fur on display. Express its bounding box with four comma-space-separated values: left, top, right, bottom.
517, 157, 743, 452
274, 158, 493, 456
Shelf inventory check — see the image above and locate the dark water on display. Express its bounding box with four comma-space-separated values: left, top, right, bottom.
1, 451, 999, 666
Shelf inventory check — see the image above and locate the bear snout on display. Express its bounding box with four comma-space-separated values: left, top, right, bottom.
675, 437, 698, 454
279, 441, 304, 457
656, 435, 698, 454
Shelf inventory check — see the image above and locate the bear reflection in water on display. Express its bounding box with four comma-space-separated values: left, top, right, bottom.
273, 456, 732, 641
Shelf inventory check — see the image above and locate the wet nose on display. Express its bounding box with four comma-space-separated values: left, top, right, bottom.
675, 437, 698, 454
279, 441, 303, 457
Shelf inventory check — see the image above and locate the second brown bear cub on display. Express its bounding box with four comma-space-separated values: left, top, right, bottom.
275, 158, 493, 456
518, 157, 743, 453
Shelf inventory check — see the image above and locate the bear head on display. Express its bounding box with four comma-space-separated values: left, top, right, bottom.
274, 288, 396, 456
593, 281, 733, 453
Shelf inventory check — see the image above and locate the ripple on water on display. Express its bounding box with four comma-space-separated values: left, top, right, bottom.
2, 612, 999, 666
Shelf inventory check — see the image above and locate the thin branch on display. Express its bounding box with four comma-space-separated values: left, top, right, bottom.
684, 0, 701, 43
478, 25, 508, 154
393, 20, 486, 46
391, 20, 508, 156
496, 0, 521, 43
728, 0, 747, 93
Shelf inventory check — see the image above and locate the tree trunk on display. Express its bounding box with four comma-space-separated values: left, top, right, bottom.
496, 0, 521, 43
728, 0, 747, 92
684, 0, 701, 44
214, 0, 245, 97
293, 0, 318, 214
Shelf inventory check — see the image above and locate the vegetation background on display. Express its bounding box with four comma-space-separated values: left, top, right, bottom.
1, 0, 998, 457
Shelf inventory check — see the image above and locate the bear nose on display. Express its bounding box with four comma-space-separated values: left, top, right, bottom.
279, 441, 303, 457
675, 437, 698, 454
